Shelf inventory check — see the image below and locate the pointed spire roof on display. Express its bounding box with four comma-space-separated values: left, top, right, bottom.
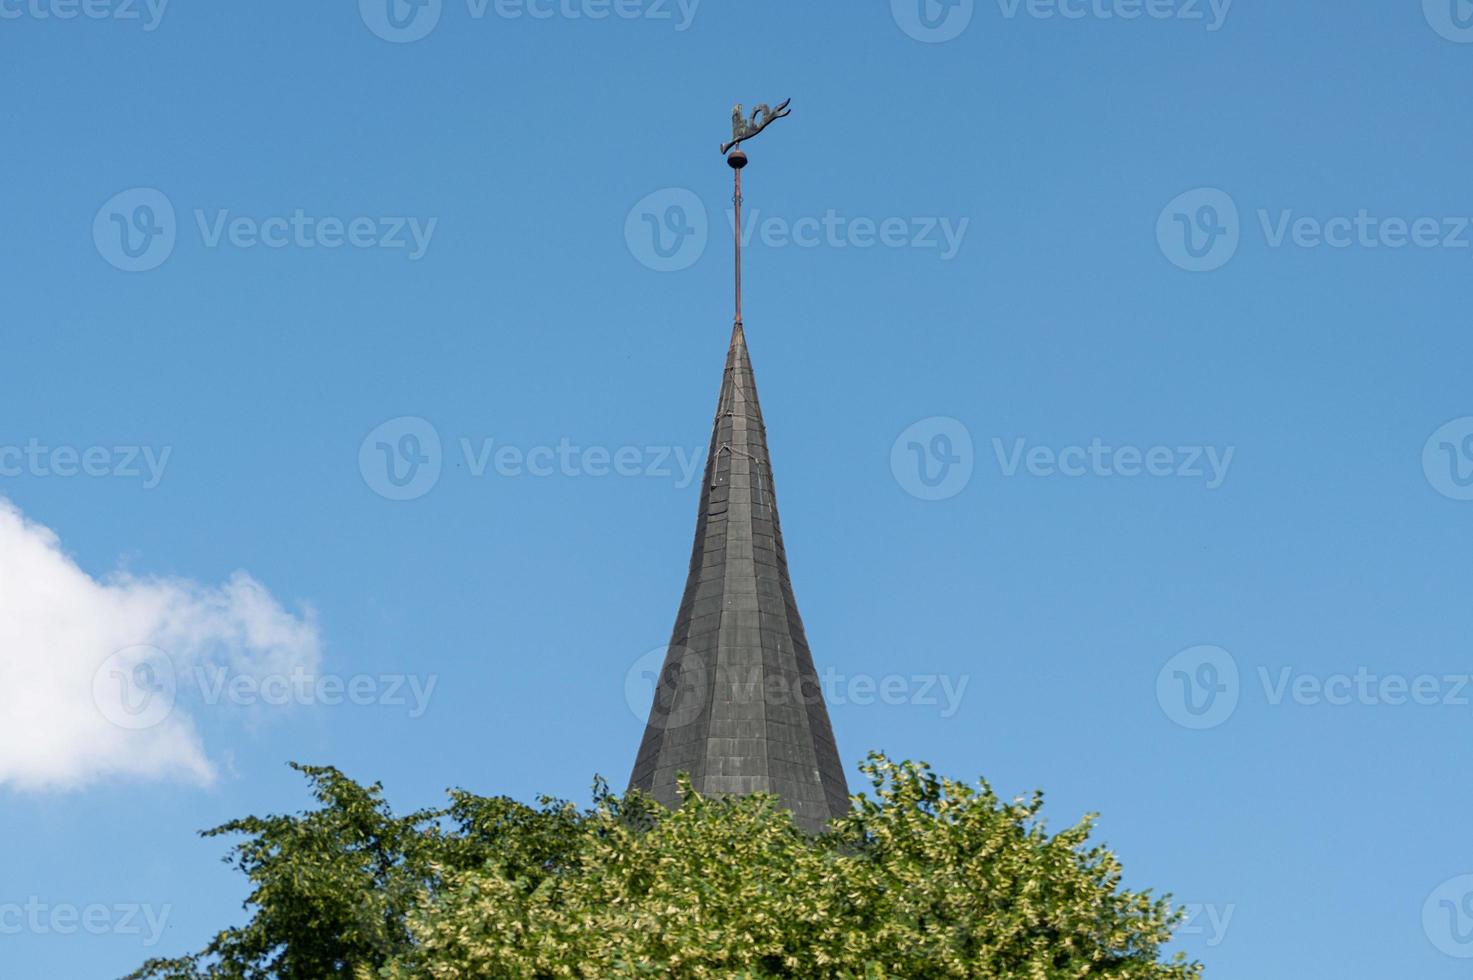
630, 323, 849, 833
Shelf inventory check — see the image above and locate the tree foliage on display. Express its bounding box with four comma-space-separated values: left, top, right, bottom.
129, 755, 1200, 980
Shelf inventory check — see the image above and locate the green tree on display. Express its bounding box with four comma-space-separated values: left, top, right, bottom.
130, 756, 1201, 980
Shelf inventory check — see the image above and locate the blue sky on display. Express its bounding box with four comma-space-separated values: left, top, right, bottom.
4, 1, 1473, 976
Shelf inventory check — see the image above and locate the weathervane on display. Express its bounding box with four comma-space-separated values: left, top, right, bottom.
722, 98, 792, 328
721, 98, 792, 156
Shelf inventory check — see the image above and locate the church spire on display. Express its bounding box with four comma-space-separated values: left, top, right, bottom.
629, 104, 850, 833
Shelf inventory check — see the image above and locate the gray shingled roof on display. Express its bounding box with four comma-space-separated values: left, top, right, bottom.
629, 322, 850, 834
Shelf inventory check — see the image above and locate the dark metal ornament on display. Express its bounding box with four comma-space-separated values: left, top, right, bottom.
720, 98, 792, 156
721, 100, 791, 327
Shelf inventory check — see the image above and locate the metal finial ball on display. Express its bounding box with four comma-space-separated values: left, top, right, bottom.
727, 149, 748, 170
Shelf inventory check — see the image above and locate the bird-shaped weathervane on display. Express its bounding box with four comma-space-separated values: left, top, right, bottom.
721, 98, 792, 327
721, 98, 793, 157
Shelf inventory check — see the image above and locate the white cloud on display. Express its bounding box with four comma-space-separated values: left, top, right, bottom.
0, 498, 320, 791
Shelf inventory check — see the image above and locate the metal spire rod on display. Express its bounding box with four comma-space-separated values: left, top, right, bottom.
731, 155, 744, 326
722, 98, 793, 328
